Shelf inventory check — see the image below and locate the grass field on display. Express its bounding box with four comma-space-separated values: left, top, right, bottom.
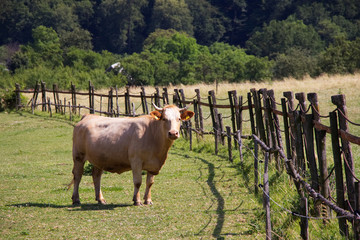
2, 74, 359, 239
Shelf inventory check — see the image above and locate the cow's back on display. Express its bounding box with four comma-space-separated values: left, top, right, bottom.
73, 114, 155, 173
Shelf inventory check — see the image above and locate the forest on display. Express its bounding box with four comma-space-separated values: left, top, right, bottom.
0, 0, 360, 90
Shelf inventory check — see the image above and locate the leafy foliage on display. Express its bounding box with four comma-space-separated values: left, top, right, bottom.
1, 0, 360, 87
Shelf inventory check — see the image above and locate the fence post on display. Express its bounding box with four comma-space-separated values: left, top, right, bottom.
71, 83, 76, 114
108, 87, 113, 117
41, 81, 47, 111
195, 89, 204, 132
53, 84, 58, 113
155, 87, 160, 107
355, 182, 360, 239
308, 92, 330, 219
332, 94, 356, 213
208, 90, 218, 155
226, 126, 233, 163
330, 111, 348, 237
15, 83, 21, 110
254, 139, 259, 195
263, 151, 272, 240
303, 114, 319, 193
283, 91, 296, 162
247, 92, 256, 135
88, 81, 94, 114
268, 90, 285, 168
115, 85, 119, 116
295, 92, 306, 176
228, 91, 237, 145
259, 88, 271, 147
125, 86, 130, 115
141, 87, 149, 114
163, 88, 169, 105
251, 89, 266, 142
47, 97, 52, 117
300, 197, 309, 240
265, 97, 280, 170
218, 113, 224, 145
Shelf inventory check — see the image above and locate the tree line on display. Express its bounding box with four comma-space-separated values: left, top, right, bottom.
1, 0, 360, 90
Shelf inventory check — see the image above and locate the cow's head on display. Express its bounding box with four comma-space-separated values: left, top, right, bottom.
150, 103, 194, 140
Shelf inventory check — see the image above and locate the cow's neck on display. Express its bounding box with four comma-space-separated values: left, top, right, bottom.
150, 120, 174, 163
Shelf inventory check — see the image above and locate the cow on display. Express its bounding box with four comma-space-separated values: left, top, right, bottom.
70, 103, 194, 206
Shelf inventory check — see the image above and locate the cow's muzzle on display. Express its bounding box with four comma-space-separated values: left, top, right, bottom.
168, 130, 179, 140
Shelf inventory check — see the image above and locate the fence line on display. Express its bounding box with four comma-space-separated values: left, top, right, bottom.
14, 81, 360, 239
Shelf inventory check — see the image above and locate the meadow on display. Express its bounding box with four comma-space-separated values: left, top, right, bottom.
1, 74, 359, 239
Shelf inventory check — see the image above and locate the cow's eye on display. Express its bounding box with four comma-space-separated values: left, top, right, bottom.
178, 118, 181, 121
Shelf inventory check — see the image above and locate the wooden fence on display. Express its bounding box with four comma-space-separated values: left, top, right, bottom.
15, 81, 360, 239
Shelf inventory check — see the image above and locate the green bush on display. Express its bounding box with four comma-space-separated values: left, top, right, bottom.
0, 89, 26, 111
273, 48, 320, 79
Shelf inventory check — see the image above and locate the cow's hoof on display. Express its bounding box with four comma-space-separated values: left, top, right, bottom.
98, 200, 107, 205
134, 202, 143, 206
72, 200, 81, 205
144, 200, 153, 205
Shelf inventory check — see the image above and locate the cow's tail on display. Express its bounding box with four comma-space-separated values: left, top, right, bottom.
67, 178, 74, 190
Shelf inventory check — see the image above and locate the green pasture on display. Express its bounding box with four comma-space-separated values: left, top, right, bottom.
0, 110, 351, 239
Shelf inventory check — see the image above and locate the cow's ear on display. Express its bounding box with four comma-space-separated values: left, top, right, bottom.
180, 111, 194, 121
150, 111, 162, 120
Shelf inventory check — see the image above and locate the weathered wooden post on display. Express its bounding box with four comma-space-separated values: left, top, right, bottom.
208, 90, 219, 155
265, 97, 280, 170
53, 84, 58, 113
355, 182, 360, 239
247, 92, 256, 135
108, 87, 113, 117
251, 89, 266, 142
283, 91, 296, 162
31, 81, 39, 110
300, 197, 309, 240
88, 81, 94, 114
332, 94, 356, 213
226, 126, 233, 163
155, 87, 160, 107
330, 111, 348, 237
281, 98, 292, 161
41, 81, 47, 111
15, 83, 21, 110
263, 151, 272, 240
71, 83, 77, 114
295, 92, 306, 176
308, 92, 330, 219
254, 139, 259, 195
195, 89, 204, 132
47, 97, 52, 117
141, 87, 149, 114
228, 90, 237, 146
303, 114, 319, 193
125, 86, 130, 115
115, 85, 119, 116
218, 113, 224, 145
163, 87, 169, 105
259, 88, 271, 147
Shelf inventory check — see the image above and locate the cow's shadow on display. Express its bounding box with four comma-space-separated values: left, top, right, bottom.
8, 202, 132, 211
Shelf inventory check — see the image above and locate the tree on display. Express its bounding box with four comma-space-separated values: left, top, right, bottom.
148, 0, 193, 36
185, 0, 226, 45
246, 16, 324, 58
96, 0, 147, 53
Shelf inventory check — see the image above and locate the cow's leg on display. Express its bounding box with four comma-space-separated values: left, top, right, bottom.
144, 172, 155, 205
92, 166, 106, 205
132, 167, 143, 206
72, 153, 85, 205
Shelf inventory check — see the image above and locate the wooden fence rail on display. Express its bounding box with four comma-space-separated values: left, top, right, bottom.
14, 81, 360, 239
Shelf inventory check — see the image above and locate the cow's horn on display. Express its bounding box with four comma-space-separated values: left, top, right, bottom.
179, 103, 191, 112
152, 102, 163, 111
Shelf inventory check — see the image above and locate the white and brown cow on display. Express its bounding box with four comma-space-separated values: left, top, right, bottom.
71, 104, 194, 206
